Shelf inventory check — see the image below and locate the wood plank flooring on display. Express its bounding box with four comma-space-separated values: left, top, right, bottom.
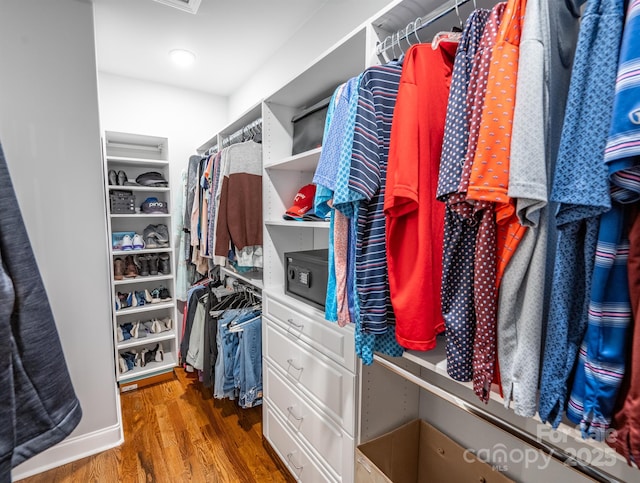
17, 369, 293, 483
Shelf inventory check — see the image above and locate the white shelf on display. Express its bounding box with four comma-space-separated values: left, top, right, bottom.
112, 247, 171, 256
117, 351, 176, 383
113, 274, 173, 285
265, 220, 330, 228
115, 301, 174, 316
110, 213, 171, 218
220, 266, 263, 290
264, 147, 322, 171
108, 185, 170, 192
106, 156, 169, 168
117, 330, 176, 350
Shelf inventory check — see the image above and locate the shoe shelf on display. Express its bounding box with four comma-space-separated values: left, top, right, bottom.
113, 274, 173, 285
263, 147, 322, 171
112, 247, 172, 256
117, 331, 176, 351
114, 301, 174, 316
117, 351, 176, 383
110, 213, 172, 219
264, 220, 330, 228
108, 185, 171, 193
105, 156, 170, 168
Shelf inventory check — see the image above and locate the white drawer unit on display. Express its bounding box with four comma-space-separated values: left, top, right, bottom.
265, 318, 356, 433
265, 403, 337, 483
265, 293, 356, 372
265, 361, 355, 480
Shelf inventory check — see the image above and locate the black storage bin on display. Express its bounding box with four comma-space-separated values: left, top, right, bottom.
291, 96, 331, 155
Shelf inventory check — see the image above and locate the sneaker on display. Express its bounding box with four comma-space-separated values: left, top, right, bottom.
150, 319, 162, 333
118, 355, 129, 373
117, 170, 128, 186
155, 224, 170, 245
108, 170, 117, 186
126, 292, 138, 308
121, 235, 133, 251
158, 317, 173, 331
141, 197, 169, 214
148, 254, 159, 275
158, 253, 171, 274
117, 292, 129, 310
144, 289, 153, 304
132, 234, 145, 250
150, 287, 162, 303
135, 291, 146, 306
159, 286, 171, 300
143, 225, 159, 248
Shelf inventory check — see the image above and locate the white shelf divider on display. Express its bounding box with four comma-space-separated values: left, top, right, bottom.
264, 147, 321, 171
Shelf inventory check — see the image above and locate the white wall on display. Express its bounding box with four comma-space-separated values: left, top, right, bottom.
229, 0, 391, 117
0, 0, 122, 479
97, 71, 228, 197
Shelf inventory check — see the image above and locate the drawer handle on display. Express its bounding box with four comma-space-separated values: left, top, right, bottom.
287, 359, 303, 372
286, 406, 304, 422
286, 452, 304, 471
357, 456, 372, 474
287, 318, 304, 330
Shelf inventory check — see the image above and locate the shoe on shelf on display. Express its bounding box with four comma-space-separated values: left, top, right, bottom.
143, 225, 159, 248
135, 255, 149, 277
126, 292, 138, 308
117, 292, 129, 310
150, 287, 162, 303
131, 320, 148, 339
159, 286, 171, 300
120, 350, 137, 371
118, 355, 129, 373
144, 289, 153, 304
117, 170, 128, 186
148, 254, 159, 275
121, 235, 134, 251
155, 224, 170, 245
108, 170, 117, 186
113, 257, 125, 280
120, 322, 133, 341
134, 291, 146, 307
124, 255, 138, 278
158, 317, 172, 331
132, 234, 145, 250
150, 319, 162, 333
158, 253, 171, 274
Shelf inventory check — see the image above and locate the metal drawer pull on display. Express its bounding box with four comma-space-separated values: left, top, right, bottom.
357, 456, 372, 473
286, 406, 304, 422
287, 359, 303, 371
286, 452, 304, 471
287, 318, 303, 330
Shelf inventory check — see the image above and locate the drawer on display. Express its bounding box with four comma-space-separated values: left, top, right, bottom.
264, 403, 337, 483
265, 321, 356, 434
265, 292, 356, 372
265, 362, 355, 480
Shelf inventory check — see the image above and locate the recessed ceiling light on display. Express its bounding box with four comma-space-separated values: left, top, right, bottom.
170, 49, 196, 67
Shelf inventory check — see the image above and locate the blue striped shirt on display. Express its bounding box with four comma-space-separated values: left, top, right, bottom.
348, 62, 402, 335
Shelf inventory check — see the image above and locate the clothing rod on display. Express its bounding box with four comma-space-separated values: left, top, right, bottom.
107, 140, 164, 152
373, 355, 621, 483
376, 0, 473, 55
221, 118, 262, 146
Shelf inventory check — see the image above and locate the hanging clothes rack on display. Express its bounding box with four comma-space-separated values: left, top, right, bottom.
376, 0, 475, 56
221, 117, 262, 149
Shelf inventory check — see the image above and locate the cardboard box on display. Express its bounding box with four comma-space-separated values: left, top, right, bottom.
356, 420, 513, 483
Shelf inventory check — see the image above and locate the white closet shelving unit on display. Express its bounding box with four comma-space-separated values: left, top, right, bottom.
194, 0, 638, 481
103, 131, 178, 390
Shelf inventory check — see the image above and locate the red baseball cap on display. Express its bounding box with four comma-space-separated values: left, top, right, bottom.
283, 184, 316, 220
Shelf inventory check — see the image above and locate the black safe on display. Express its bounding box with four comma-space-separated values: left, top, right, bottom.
284, 249, 329, 310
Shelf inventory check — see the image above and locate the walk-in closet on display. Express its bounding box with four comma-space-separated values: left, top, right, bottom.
2, 0, 640, 482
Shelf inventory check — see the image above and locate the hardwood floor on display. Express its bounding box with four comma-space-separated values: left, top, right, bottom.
17, 369, 293, 483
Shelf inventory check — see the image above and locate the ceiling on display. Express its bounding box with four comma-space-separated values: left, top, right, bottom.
92, 0, 334, 97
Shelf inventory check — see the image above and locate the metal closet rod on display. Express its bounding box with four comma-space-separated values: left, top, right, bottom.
373, 355, 623, 483
107, 140, 164, 152
376, 0, 475, 56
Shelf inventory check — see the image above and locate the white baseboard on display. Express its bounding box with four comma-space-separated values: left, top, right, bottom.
11, 422, 123, 481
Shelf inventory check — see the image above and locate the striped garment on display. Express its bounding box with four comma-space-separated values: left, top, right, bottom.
597, 0, 640, 451
348, 62, 402, 335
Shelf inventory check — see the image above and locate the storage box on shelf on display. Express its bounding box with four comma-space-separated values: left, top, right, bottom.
103, 131, 178, 388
